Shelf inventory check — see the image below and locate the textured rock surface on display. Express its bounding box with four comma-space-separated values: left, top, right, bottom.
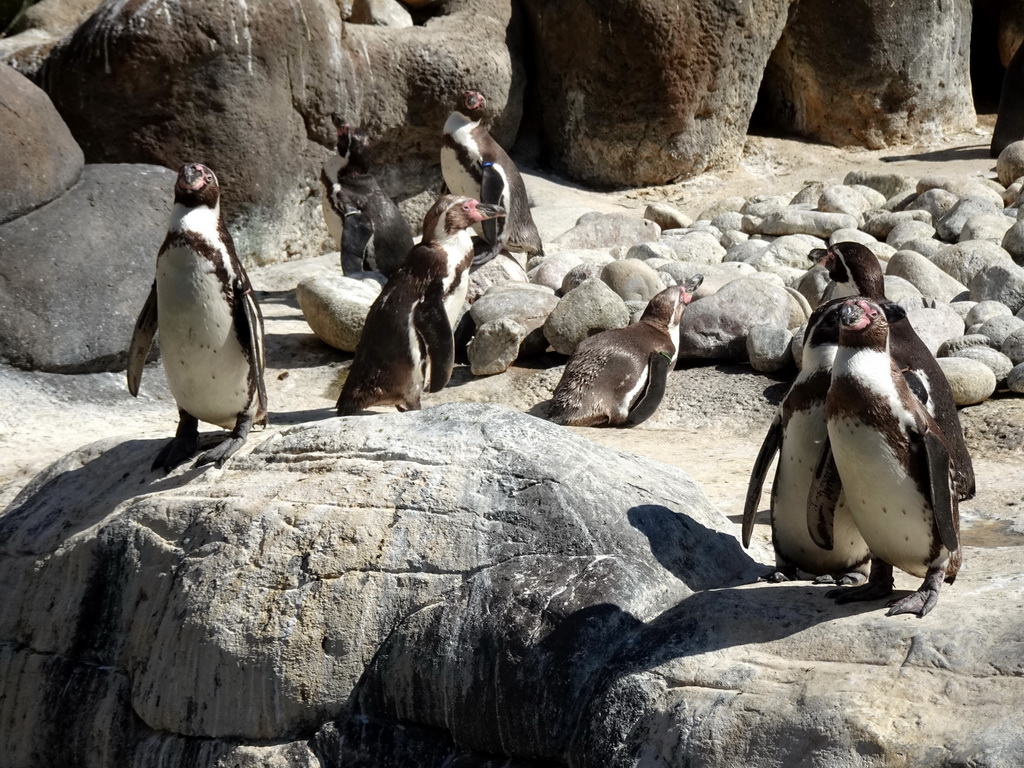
0, 404, 756, 765
519, 0, 792, 186
296, 273, 383, 353
0, 163, 174, 373
759, 0, 974, 148
0, 64, 83, 226
677, 278, 790, 361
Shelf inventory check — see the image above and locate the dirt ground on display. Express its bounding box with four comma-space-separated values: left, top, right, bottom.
2, 123, 1022, 563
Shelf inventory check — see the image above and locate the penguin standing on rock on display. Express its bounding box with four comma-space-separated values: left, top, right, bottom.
441, 90, 543, 265
321, 117, 414, 277
742, 298, 872, 585
337, 195, 505, 415
810, 241, 975, 501
548, 277, 702, 428
127, 163, 268, 472
809, 298, 962, 617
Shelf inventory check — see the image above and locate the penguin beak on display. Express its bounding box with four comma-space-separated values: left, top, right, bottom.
839, 300, 875, 330
809, 247, 832, 267
681, 274, 703, 303
179, 164, 205, 190
472, 202, 506, 221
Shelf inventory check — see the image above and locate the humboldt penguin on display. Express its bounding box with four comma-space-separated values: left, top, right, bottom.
548, 277, 702, 428
321, 117, 414, 277
742, 298, 872, 584
127, 162, 268, 472
441, 89, 542, 265
336, 195, 505, 415
810, 241, 975, 501
810, 298, 962, 617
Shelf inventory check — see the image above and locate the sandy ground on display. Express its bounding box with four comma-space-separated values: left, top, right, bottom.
2, 124, 1022, 572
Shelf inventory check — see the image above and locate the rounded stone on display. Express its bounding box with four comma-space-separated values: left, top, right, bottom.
543, 278, 629, 356
969, 262, 1024, 314
1006, 362, 1024, 393
746, 323, 794, 372
600, 259, 667, 302
938, 334, 996, 357
828, 227, 877, 246
905, 303, 965, 355
959, 213, 1014, 244
977, 315, 1024, 348
467, 319, 529, 375
296, 274, 382, 353
560, 262, 605, 295
661, 230, 727, 265
644, 202, 692, 231
997, 140, 1024, 186
936, 357, 997, 405
965, 300, 1013, 328
932, 240, 1014, 285
1002, 328, 1024, 365
948, 346, 1014, 386
886, 219, 937, 249
885, 249, 968, 303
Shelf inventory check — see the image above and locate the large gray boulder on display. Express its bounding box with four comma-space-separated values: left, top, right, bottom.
677, 278, 791, 361
0, 163, 175, 373
0, 64, 83, 225
36, 0, 525, 264
519, 0, 792, 186
759, 0, 974, 148
0, 404, 757, 766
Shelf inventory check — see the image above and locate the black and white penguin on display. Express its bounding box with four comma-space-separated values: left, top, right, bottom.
809, 298, 962, 617
810, 241, 975, 501
547, 277, 702, 427
742, 298, 871, 585
127, 162, 268, 472
441, 90, 542, 265
336, 195, 505, 415
321, 117, 414, 277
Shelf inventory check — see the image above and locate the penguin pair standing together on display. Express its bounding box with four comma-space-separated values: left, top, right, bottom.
744, 242, 973, 617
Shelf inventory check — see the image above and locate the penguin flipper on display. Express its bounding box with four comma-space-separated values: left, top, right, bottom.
479, 162, 507, 250
341, 210, 374, 274
232, 276, 269, 421
413, 282, 455, 393
127, 282, 158, 397
623, 351, 673, 427
742, 412, 782, 549
808, 438, 842, 551
921, 426, 960, 553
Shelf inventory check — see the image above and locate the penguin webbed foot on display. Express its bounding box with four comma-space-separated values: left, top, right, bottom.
757, 567, 796, 583
885, 568, 945, 618
152, 411, 200, 473
826, 559, 894, 603
814, 571, 868, 587
194, 413, 253, 469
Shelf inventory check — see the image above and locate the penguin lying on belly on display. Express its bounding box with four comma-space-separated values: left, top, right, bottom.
336, 195, 505, 415
548, 276, 702, 428
809, 298, 963, 617
321, 117, 414, 277
441, 90, 543, 266
127, 163, 268, 472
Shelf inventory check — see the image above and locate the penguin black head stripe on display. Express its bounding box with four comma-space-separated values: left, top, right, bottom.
810, 242, 885, 299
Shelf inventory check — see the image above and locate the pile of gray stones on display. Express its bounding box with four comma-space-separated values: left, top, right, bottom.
298, 143, 1024, 406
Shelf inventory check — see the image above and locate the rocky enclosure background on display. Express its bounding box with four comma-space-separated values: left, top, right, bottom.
3, 1, 1024, 767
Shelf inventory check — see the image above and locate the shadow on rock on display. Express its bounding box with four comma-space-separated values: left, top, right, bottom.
628, 504, 762, 591
1, 437, 215, 555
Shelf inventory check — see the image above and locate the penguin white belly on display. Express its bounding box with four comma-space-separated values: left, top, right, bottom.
828, 416, 944, 578
615, 366, 649, 422
157, 246, 252, 429
440, 145, 479, 199
321, 186, 343, 250
773, 410, 869, 572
